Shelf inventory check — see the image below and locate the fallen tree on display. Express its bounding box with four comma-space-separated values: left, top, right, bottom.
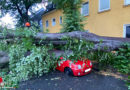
0, 51, 9, 68
35, 31, 130, 50
1, 31, 130, 50
0, 31, 130, 66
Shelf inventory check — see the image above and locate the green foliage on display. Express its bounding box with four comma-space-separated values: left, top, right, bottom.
0, 27, 58, 88
14, 26, 40, 37
9, 45, 27, 71
2, 44, 57, 88
61, 38, 94, 61
87, 51, 115, 69
61, 38, 130, 89
22, 38, 34, 50
0, 24, 40, 38
0, 26, 130, 89
61, 8, 85, 32
127, 76, 130, 90
114, 43, 130, 74
61, 38, 130, 72
44, 29, 49, 33
50, 0, 83, 9
0, 28, 12, 52
14, 46, 57, 80
0, 40, 10, 52
50, 0, 85, 32
61, 37, 114, 69
112, 43, 130, 90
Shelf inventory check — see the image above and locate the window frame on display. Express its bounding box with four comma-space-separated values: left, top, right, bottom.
46, 20, 49, 28
123, 24, 130, 38
52, 18, 56, 26
124, 0, 130, 5
99, 0, 110, 12
81, 2, 89, 16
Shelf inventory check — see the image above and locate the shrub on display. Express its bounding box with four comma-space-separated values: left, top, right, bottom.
62, 38, 94, 62
87, 51, 115, 69
0, 27, 58, 88
61, 38, 115, 69
1, 45, 57, 88
9, 45, 27, 71
0, 40, 10, 51
114, 43, 130, 74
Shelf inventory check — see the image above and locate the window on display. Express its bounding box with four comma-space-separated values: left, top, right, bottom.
52, 18, 56, 26
60, 16, 62, 24
46, 20, 49, 27
125, 0, 130, 5
99, 0, 110, 12
81, 2, 89, 16
124, 25, 130, 38
126, 26, 130, 38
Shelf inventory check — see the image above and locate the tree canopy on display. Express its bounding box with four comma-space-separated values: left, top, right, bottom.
49, 0, 83, 10
0, 0, 42, 26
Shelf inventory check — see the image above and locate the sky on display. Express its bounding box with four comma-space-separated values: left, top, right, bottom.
0, 14, 16, 28
0, 3, 46, 29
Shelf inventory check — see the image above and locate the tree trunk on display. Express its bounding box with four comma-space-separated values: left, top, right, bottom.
35, 31, 130, 51
0, 31, 130, 66
0, 51, 9, 68
0, 31, 130, 51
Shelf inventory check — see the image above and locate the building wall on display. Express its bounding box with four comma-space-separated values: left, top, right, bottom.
42, 10, 63, 33
85, 0, 130, 37
42, 0, 130, 37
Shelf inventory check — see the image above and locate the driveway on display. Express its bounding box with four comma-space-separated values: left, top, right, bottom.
17, 70, 127, 90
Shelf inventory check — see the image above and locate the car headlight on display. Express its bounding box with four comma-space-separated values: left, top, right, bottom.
78, 65, 82, 69
90, 62, 92, 66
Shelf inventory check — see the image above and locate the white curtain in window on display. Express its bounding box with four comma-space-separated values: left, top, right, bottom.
125, 0, 130, 5
82, 2, 89, 16
100, 0, 110, 11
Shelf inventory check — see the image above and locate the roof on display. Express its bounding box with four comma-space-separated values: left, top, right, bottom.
42, 4, 56, 16
31, 8, 44, 21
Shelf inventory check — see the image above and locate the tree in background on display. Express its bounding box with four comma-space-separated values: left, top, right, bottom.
0, 0, 42, 26
47, 0, 85, 32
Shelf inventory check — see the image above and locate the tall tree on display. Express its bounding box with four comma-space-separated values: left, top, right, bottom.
47, 0, 85, 32
0, 0, 41, 26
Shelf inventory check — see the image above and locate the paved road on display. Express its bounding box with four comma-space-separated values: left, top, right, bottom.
17, 71, 127, 90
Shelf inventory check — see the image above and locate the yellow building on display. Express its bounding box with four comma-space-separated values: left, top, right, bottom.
42, 0, 130, 38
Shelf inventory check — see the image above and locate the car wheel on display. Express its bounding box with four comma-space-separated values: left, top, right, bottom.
64, 67, 73, 76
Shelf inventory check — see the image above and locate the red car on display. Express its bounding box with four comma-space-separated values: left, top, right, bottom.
0, 77, 2, 84
56, 57, 92, 76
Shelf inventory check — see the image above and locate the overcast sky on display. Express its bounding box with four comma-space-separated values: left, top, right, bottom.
0, 14, 16, 28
